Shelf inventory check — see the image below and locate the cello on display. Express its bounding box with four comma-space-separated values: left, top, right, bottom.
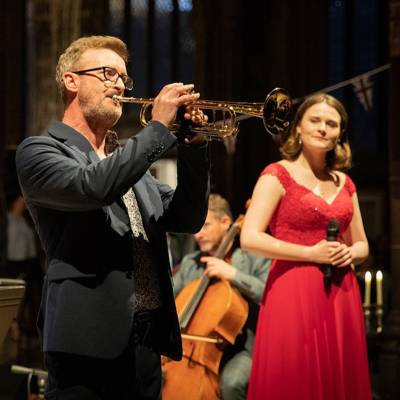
162, 215, 248, 400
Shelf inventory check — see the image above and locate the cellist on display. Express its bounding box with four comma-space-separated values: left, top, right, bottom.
172, 194, 271, 400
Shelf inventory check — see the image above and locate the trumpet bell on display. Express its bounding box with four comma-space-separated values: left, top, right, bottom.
263, 88, 293, 137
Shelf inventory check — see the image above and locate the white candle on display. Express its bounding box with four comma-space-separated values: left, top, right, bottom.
376, 270, 383, 306
364, 271, 372, 306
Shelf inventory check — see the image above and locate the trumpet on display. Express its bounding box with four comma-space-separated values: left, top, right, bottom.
113, 87, 293, 140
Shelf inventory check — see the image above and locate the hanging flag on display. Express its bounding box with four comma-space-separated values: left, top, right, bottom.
351, 74, 374, 112
293, 64, 390, 109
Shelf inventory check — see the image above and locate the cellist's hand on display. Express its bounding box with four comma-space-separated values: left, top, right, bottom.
201, 256, 237, 281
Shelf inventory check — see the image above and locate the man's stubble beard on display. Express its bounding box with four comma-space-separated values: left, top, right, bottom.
199, 241, 220, 256
80, 95, 122, 131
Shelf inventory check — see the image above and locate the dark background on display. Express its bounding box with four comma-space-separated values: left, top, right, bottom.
0, 1, 399, 399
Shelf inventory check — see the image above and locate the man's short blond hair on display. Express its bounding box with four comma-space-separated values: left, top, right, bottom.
208, 194, 233, 221
56, 35, 129, 103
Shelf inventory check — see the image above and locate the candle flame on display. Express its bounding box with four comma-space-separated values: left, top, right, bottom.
376, 270, 383, 282
365, 271, 372, 283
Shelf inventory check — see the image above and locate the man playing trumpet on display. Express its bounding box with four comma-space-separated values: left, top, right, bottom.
16, 35, 210, 400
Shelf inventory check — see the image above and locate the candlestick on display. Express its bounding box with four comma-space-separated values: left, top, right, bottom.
364, 271, 372, 306
375, 270, 384, 333
376, 270, 383, 306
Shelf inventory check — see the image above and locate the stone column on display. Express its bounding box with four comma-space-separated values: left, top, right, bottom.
26, 0, 108, 136
26, 0, 82, 136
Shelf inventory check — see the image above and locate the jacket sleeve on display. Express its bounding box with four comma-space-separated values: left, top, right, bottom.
172, 252, 203, 297
172, 268, 185, 297
16, 122, 177, 212
231, 250, 272, 304
157, 142, 210, 234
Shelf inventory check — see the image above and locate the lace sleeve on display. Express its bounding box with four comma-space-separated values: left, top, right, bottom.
344, 174, 356, 196
260, 163, 291, 188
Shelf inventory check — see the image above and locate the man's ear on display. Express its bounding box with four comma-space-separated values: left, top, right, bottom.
63, 72, 79, 93
221, 215, 232, 231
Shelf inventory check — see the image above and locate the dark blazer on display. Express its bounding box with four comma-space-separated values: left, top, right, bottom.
16, 121, 209, 360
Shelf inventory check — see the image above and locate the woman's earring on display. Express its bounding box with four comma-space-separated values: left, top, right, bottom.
298, 135, 302, 145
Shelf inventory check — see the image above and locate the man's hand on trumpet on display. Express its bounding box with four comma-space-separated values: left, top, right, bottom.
151, 82, 208, 144
181, 105, 209, 144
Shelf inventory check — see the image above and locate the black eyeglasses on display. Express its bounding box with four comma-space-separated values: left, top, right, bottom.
71, 66, 134, 90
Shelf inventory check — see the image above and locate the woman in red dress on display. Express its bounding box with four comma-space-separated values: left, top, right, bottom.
241, 93, 371, 400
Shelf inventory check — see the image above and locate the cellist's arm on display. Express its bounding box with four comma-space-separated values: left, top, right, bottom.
201, 257, 237, 280
172, 252, 203, 297
231, 251, 271, 304
202, 251, 270, 304
172, 267, 185, 297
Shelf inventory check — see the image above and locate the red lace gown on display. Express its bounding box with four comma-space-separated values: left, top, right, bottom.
247, 163, 371, 400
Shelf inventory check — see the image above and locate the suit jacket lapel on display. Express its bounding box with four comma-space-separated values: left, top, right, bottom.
133, 173, 164, 234
108, 200, 131, 236
133, 179, 152, 228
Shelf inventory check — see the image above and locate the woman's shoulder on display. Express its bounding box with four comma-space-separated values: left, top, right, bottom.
260, 161, 292, 187
334, 170, 356, 195
261, 160, 289, 176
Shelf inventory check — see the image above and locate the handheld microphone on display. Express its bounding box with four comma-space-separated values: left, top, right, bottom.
324, 219, 339, 288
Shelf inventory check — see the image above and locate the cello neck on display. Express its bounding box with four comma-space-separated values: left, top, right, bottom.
179, 274, 210, 329
214, 221, 241, 259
